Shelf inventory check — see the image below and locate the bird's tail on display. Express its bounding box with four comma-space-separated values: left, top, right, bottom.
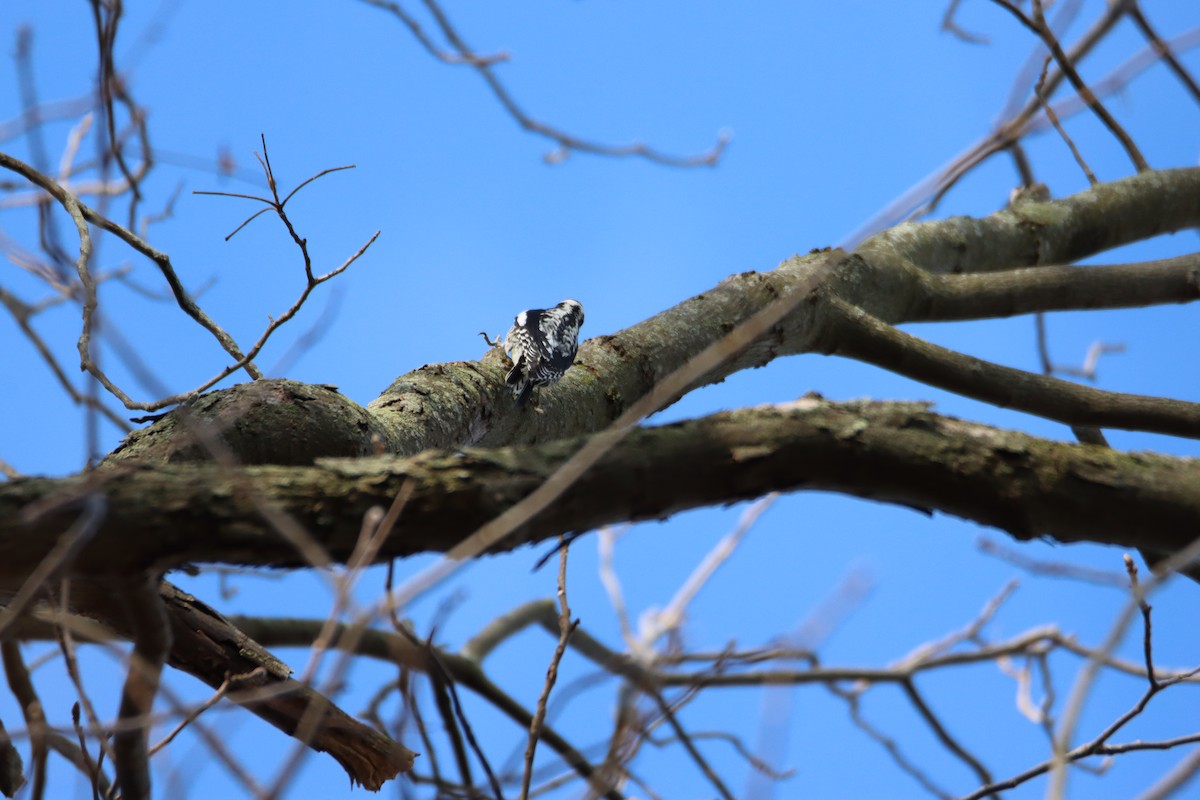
506, 358, 534, 408
512, 381, 534, 409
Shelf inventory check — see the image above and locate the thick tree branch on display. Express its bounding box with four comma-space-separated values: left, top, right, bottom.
102, 170, 1200, 468
32, 580, 417, 790
821, 296, 1200, 438
854, 167, 1200, 278
908, 253, 1200, 321
5, 397, 1200, 578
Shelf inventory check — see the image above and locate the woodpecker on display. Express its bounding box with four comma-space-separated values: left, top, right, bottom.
503, 299, 585, 408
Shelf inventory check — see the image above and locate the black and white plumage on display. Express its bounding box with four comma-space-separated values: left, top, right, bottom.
504, 299, 585, 408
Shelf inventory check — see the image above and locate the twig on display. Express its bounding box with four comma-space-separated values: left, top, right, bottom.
902, 680, 995, 791
1045, 553, 1180, 798
151, 677, 269, 797
56, 580, 115, 791
296, 478, 415, 686
88, 0, 149, 227
990, 0, 1148, 171
1033, 54, 1096, 184
442, 653, 504, 798
178, 137, 379, 408
0, 285, 131, 432
747, 566, 873, 799
231, 614, 623, 799
1126, 5, 1200, 103
68, 704, 102, 800
402, 674, 445, 791
265, 480, 418, 798
941, 0, 990, 44
0, 150, 261, 402
644, 685, 734, 800
976, 538, 1127, 587
828, 684, 953, 800
357, 0, 508, 65
423, 653, 476, 794
520, 536, 578, 799
1134, 745, 1200, 800
597, 527, 636, 654
147, 667, 266, 756
266, 286, 345, 377
640, 495, 773, 658
681, 730, 795, 782
893, 581, 1017, 670
962, 729, 1200, 800
840, 21, 1200, 247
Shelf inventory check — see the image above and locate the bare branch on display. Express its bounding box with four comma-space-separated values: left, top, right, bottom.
0, 150, 260, 395
911, 254, 1200, 321
358, 0, 729, 167
148, 667, 267, 757
997, 0, 1150, 171
110, 575, 170, 800
1033, 53, 1097, 184
0, 286, 131, 432
11, 397, 1200, 577
842, 20, 1200, 247
827, 296, 1200, 438
1135, 746, 1200, 800
1126, 5, 1200, 103
520, 537, 577, 799
941, 0, 990, 44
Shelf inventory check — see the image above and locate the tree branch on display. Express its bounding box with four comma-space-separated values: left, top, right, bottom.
909, 253, 1200, 321
0, 150, 257, 384
356, 0, 729, 167
98, 170, 1200, 469
6, 397, 1200, 578
37, 580, 417, 790
822, 296, 1200, 438
854, 167, 1200, 278
111, 575, 169, 800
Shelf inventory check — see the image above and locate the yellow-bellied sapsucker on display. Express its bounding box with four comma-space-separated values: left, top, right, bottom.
503, 299, 584, 408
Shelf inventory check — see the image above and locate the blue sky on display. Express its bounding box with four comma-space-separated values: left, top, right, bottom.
2, 1, 1199, 798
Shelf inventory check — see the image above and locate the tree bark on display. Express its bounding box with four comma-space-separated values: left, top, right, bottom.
5, 397, 1198, 579
100, 168, 1200, 471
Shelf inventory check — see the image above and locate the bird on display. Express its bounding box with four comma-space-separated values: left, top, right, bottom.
502, 299, 585, 408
